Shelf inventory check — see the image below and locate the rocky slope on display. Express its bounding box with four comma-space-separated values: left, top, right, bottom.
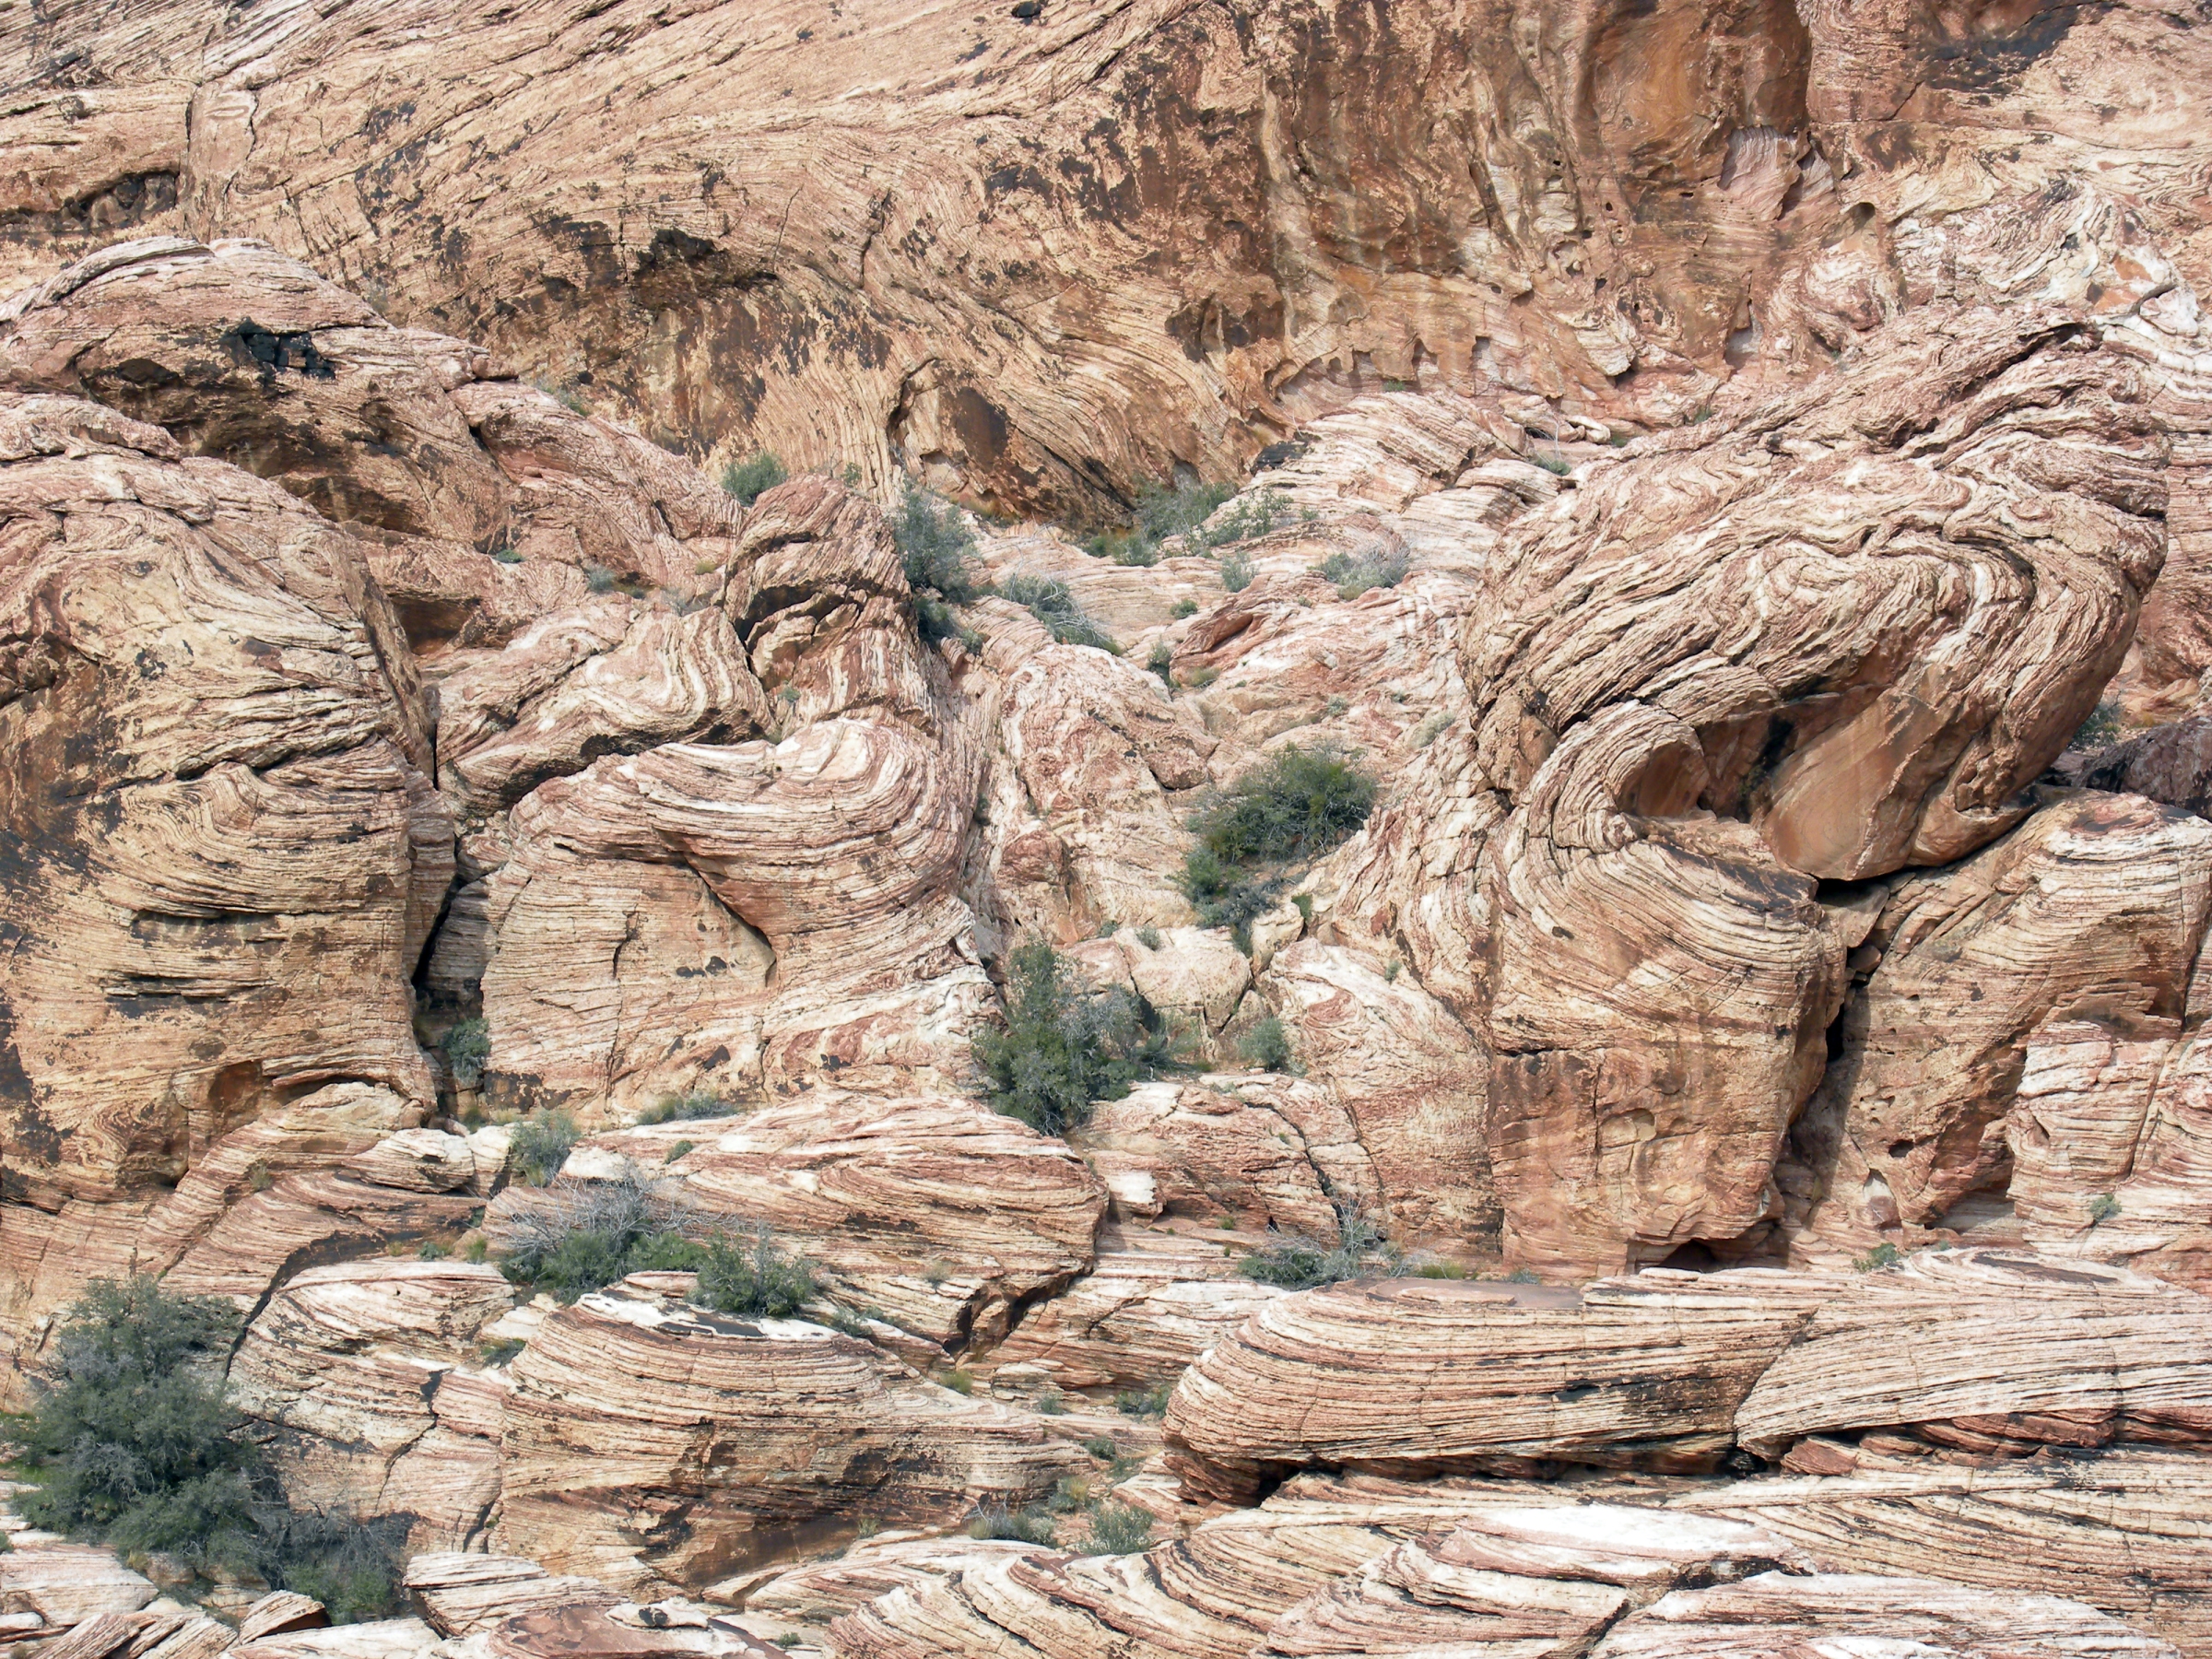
5, 2, 2212, 1656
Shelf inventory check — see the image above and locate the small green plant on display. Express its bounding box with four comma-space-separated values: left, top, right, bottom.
490, 542, 524, 566
417, 1239, 450, 1260
998, 572, 1114, 651
1853, 1241, 1902, 1272
509, 1108, 581, 1185
924, 1259, 951, 1288
855, 1515, 881, 1539
1237, 1016, 1294, 1073
1383, 959, 1402, 982
1171, 598, 1197, 618
665, 1139, 695, 1164
1147, 639, 1174, 684
246, 1159, 274, 1194
1113, 1382, 1171, 1418
478, 1338, 525, 1367
1218, 551, 1255, 593
1048, 1475, 1093, 1512
1178, 745, 1376, 947
533, 376, 587, 414
1083, 478, 1239, 565
265, 1511, 408, 1625
972, 938, 1185, 1137
1324, 695, 1348, 718
694, 1223, 819, 1318
1083, 1435, 1118, 1460
694, 558, 722, 576
1504, 1267, 1542, 1284
464, 1234, 488, 1264
896, 479, 982, 641
937, 1368, 975, 1396
1195, 488, 1287, 551
636, 1090, 741, 1125
721, 451, 787, 506
1219, 1213, 1237, 1229
15, 1277, 261, 1571
1182, 665, 1221, 688
1135, 925, 1164, 951
1239, 1200, 1396, 1289
1532, 451, 1573, 477
1313, 545, 1409, 600
442, 1018, 491, 1090
1410, 710, 1450, 748
970, 1504, 1057, 1545
1414, 1262, 1468, 1279
1036, 1387, 1066, 1416
1086, 1501, 1155, 1555
2088, 1193, 2122, 1226
2069, 700, 2124, 751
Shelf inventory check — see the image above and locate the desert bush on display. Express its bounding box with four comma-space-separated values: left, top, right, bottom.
973, 938, 1182, 1136
1237, 1015, 1294, 1073
1853, 1241, 1902, 1272
1238, 1200, 1396, 1289
1177, 745, 1375, 946
1084, 478, 1238, 565
1218, 551, 1254, 593
16, 1277, 260, 1571
998, 572, 1114, 651
1314, 544, 1409, 600
265, 1511, 408, 1625
1082, 1434, 1119, 1460
1195, 488, 1286, 551
1113, 1382, 1171, 1418
509, 1108, 581, 1185
720, 451, 787, 506
1147, 639, 1174, 684
1086, 1501, 1155, 1555
2068, 699, 2124, 751
635, 1090, 741, 1125
441, 1018, 491, 1090
896, 480, 982, 641
583, 562, 618, 594
495, 1168, 688, 1300
970, 1504, 1057, 1545
2088, 1193, 2122, 1226
1135, 925, 1163, 951
693, 1223, 818, 1318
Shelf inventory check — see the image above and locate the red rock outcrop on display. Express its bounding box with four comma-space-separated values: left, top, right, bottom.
526, 1094, 1104, 1347
1786, 794, 2212, 1264
1165, 1251, 2212, 1502
494, 1282, 1083, 1594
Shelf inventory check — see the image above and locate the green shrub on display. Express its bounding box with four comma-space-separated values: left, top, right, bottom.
1218, 551, 1254, 593
970, 1504, 1056, 1545
896, 480, 982, 641
1853, 1241, 1902, 1273
1175, 746, 1375, 947
1036, 1387, 1066, 1416
265, 1512, 407, 1625
1504, 1267, 1541, 1284
998, 573, 1114, 651
1414, 1262, 1467, 1279
1082, 1435, 1118, 1460
636, 1090, 741, 1125
1410, 711, 1450, 749
1083, 478, 1239, 565
2088, 1193, 2122, 1226
1313, 546, 1408, 600
16, 1277, 260, 1572
1171, 598, 1198, 618
441, 1018, 491, 1090
1135, 925, 1163, 951
1112, 1382, 1171, 1419
583, 563, 618, 594
2069, 700, 2124, 751
490, 542, 524, 566
1086, 1501, 1155, 1555
694, 1223, 818, 1318
1195, 488, 1287, 551
1238, 1201, 1396, 1290
973, 938, 1183, 1137
1237, 1016, 1294, 1073
665, 1139, 695, 1164
1147, 640, 1174, 684
721, 451, 787, 506
509, 1109, 581, 1185
495, 1170, 685, 1300
1531, 451, 1573, 477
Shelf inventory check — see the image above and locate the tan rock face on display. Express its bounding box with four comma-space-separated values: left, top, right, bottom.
1788, 794, 2212, 1260
0, 393, 448, 1379
524, 1094, 1105, 1347
494, 1285, 1083, 1594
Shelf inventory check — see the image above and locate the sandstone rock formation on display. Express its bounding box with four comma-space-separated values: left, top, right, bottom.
1166, 1251, 2212, 1501
529, 1094, 1104, 1347
495, 1282, 1082, 1594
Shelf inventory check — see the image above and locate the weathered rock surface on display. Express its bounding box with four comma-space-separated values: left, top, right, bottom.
1074, 1081, 1354, 1237
494, 1282, 1083, 1594
229, 1260, 513, 1550
1166, 1251, 2212, 1501
1787, 794, 2212, 1263
531, 1094, 1104, 1347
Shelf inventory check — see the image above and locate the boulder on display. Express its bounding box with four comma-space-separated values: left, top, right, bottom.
494, 1283, 1084, 1593
1076, 1082, 1349, 1236
1787, 794, 2212, 1261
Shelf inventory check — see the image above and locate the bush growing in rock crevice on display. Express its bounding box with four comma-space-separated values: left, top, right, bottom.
997, 572, 1115, 651
972, 938, 1185, 1137
14, 1277, 407, 1618
1178, 745, 1377, 947
1238, 1199, 1398, 1289
895, 479, 982, 642
509, 1108, 581, 1185
721, 451, 787, 506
